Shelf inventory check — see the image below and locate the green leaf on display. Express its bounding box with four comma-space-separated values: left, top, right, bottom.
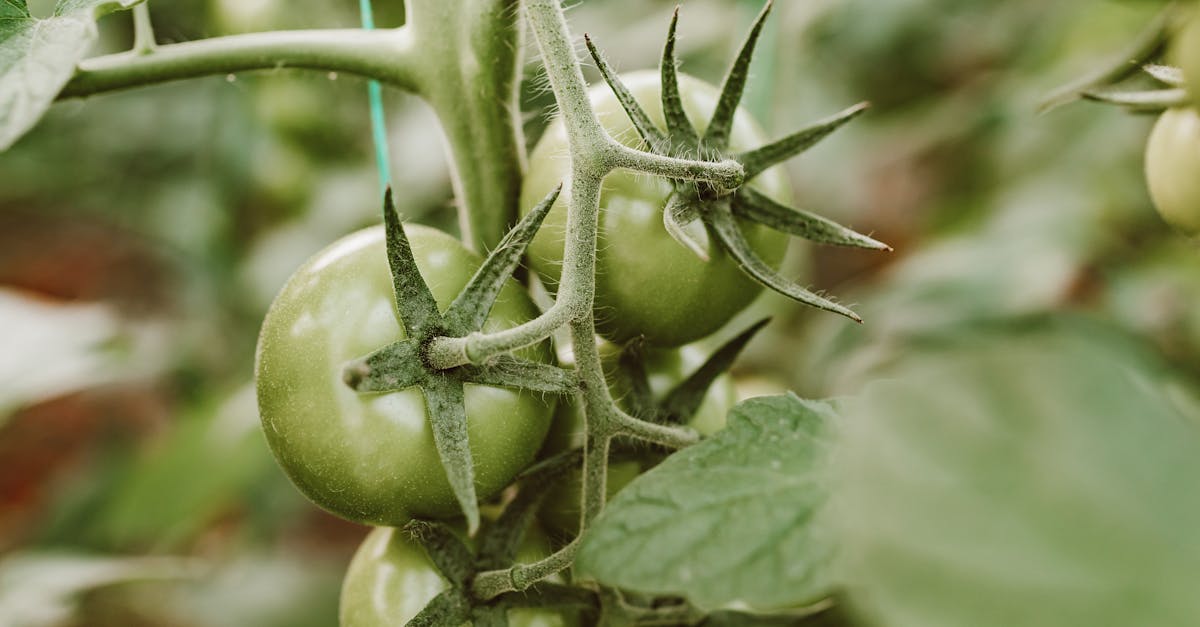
0, 552, 198, 627
575, 394, 836, 611
834, 330, 1200, 627
0, 0, 143, 150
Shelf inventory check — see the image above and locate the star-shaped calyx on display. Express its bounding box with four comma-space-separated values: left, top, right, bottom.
400, 457, 596, 624
585, 1, 891, 323
341, 188, 575, 533
614, 318, 770, 433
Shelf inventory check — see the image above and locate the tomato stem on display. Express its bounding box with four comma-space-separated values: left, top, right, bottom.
131, 4, 157, 56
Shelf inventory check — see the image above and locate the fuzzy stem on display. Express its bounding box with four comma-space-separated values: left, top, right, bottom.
59, 29, 420, 98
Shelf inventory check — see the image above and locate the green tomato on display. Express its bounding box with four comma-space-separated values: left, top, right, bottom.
521, 70, 791, 347
538, 344, 738, 538
255, 225, 555, 525
340, 525, 576, 626
1145, 108, 1200, 237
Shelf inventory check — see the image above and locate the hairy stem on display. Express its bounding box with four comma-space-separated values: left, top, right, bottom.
59, 29, 421, 98
472, 538, 581, 600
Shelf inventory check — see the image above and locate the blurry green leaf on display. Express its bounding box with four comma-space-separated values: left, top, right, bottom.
53, 0, 142, 17
90, 384, 275, 549
0, 288, 170, 421
0, 0, 142, 150
160, 554, 342, 627
834, 326, 1200, 627
0, 552, 198, 627
576, 395, 836, 611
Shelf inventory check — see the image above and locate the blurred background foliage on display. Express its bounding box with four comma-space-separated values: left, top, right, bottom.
1, 0, 1197, 625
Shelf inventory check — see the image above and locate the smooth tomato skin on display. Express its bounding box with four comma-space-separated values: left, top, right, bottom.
521, 70, 791, 347
1145, 108, 1200, 237
538, 344, 738, 537
339, 525, 575, 627
255, 225, 555, 525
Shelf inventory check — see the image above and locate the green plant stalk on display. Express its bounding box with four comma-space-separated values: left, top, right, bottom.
131, 4, 156, 56
58, 0, 527, 252
468, 0, 713, 600
58, 29, 422, 96
404, 0, 527, 252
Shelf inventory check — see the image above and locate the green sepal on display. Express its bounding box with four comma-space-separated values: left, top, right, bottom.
584, 34, 669, 152
1080, 86, 1188, 113
663, 193, 712, 262
421, 375, 481, 534
443, 184, 561, 335
365, 189, 566, 529
1038, 6, 1174, 113
341, 339, 425, 393
733, 187, 890, 250
405, 520, 477, 587
615, 337, 655, 418
659, 318, 770, 424
452, 356, 577, 393
404, 589, 472, 627
737, 102, 870, 181
704, 0, 772, 150
708, 203, 862, 323
383, 189, 442, 337
660, 7, 698, 145
1144, 63, 1183, 86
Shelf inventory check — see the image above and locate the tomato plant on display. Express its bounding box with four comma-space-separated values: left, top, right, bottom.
255, 223, 556, 525
1145, 107, 1200, 237
522, 71, 790, 347
26, 1, 1196, 627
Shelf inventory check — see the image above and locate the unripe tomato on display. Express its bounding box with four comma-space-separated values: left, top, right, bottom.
255, 225, 556, 526
1145, 108, 1200, 237
521, 71, 791, 347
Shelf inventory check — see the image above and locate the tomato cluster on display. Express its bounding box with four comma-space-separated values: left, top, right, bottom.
522, 71, 791, 347
255, 70, 778, 624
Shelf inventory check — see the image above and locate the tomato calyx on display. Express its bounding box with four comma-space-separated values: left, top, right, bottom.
340, 188, 574, 532
616, 318, 769, 428
402, 456, 599, 624
584, 2, 889, 324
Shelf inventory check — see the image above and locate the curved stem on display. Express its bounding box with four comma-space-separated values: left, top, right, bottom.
472, 538, 581, 600
426, 302, 573, 369
603, 142, 744, 190
610, 411, 699, 449
131, 4, 156, 56
59, 28, 421, 98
